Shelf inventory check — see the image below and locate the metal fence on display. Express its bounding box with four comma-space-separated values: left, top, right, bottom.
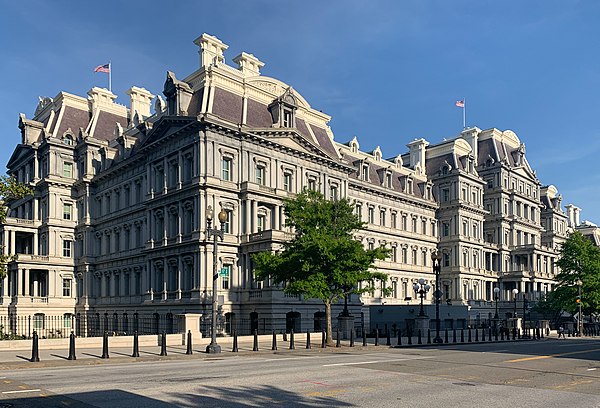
0, 313, 184, 340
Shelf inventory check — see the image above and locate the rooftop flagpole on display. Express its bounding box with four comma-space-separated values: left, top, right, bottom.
463, 97, 466, 129
109, 61, 112, 92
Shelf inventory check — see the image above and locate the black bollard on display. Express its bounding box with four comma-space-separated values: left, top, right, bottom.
186, 330, 193, 355
231, 330, 238, 352
477, 328, 481, 342
501, 330, 505, 341
541, 328, 544, 339
489, 327, 493, 342
444, 329, 449, 343
512, 328, 516, 341
408, 329, 413, 345
362, 328, 367, 347
398, 329, 402, 346
132, 330, 140, 357
253, 329, 259, 351
374, 329, 379, 346
336, 327, 340, 348
386, 329, 391, 346
494, 328, 498, 342
427, 329, 431, 344
283, 331, 288, 342
306, 330, 312, 349
349, 329, 354, 347
418, 329, 422, 345
272, 330, 277, 351
322, 330, 327, 348
30, 330, 40, 362
290, 329, 295, 350
468, 328, 472, 343
482, 328, 485, 341
68, 331, 76, 361
453, 328, 457, 343
160, 332, 167, 356
460, 328, 465, 343
101, 331, 109, 359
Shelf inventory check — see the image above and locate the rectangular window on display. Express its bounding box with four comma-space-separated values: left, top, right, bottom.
402, 215, 407, 230
221, 265, 231, 290
329, 185, 338, 200
63, 279, 72, 297
379, 210, 385, 226
391, 247, 397, 262
368, 207, 374, 224
257, 215, 265, 232
63, 203, 72, 220
256, 166, 265, 185
63, 240, 72, 257
283, 173, 292, 192
308, 179, 316, 191
355, 204, 362, 221
442, 222, 450, 237
222, 157, 232, 181
223, 211, 231, 234
412, 218, 417, 233
362, 165, 369, 181
63, 162, 73, 178
442, 188, 450, 202
391, 213, 397, 229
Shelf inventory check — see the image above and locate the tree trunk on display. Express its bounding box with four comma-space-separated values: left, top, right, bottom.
325, 299, 334, 346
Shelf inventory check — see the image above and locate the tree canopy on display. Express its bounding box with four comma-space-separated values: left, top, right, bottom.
0, 175, 33, 278
548, 231, 600, 317
252, 189, 389, 343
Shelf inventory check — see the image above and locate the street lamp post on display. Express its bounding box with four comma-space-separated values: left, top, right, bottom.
431, 252, 443, 343
493, 287, 500, 321
413, 278, 431, 317
205, 205, 228, 354
512, 288, 519, 330
576, 279, 583, 337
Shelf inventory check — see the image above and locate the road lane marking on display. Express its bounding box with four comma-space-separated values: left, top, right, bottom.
587, 368, 597, 371
323, 357, 432, 367
2, 389, 41, 394
506, 347, 600, 363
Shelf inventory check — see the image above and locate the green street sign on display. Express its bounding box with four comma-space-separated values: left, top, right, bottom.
219, 267, 229, 277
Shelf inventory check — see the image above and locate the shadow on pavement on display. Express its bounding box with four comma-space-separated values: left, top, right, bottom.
0, 386, 355, 408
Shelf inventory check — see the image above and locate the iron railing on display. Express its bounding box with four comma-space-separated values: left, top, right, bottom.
0, 313, 184, 339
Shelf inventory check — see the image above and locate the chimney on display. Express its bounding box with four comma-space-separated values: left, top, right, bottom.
406, 138, 429, 176
193, 33, 228, 68
126, 86, 154, 122
232, 52, 264, 76
565, 204, 581, 228
87, 87, 117, 112
461, 127, 480, 163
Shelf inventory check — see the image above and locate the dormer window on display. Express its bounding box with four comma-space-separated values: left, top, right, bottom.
63, 134, 74, 146
269, 87, 297, 128
362, 164, 369, 181
385, 173, 392, 188
283, 109, 293, 127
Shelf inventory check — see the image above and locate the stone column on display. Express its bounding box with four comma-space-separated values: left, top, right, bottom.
274, 205, 280, 230
23, 269, 30, 297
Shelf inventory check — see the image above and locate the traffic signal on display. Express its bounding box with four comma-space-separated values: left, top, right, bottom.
576, 296, 581, 304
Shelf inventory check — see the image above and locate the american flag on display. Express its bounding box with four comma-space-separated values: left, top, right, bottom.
94, 63, 110, 73
455, 100, 465, 108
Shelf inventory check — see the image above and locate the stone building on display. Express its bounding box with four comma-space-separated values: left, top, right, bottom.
0, 33, 582, 334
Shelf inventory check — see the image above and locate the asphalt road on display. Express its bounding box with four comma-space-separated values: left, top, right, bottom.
0, 338, 599, 408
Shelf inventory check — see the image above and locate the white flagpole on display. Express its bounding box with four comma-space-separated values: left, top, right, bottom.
463, 97, 466, 129
109, 61, 112, 92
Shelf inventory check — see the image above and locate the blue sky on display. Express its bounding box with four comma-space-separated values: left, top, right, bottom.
1, 0, 599, 223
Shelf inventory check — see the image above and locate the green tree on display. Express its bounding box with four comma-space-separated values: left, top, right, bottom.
553, 231, 600, 317
252, 189, 390, 344
0, 175, 33, 278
